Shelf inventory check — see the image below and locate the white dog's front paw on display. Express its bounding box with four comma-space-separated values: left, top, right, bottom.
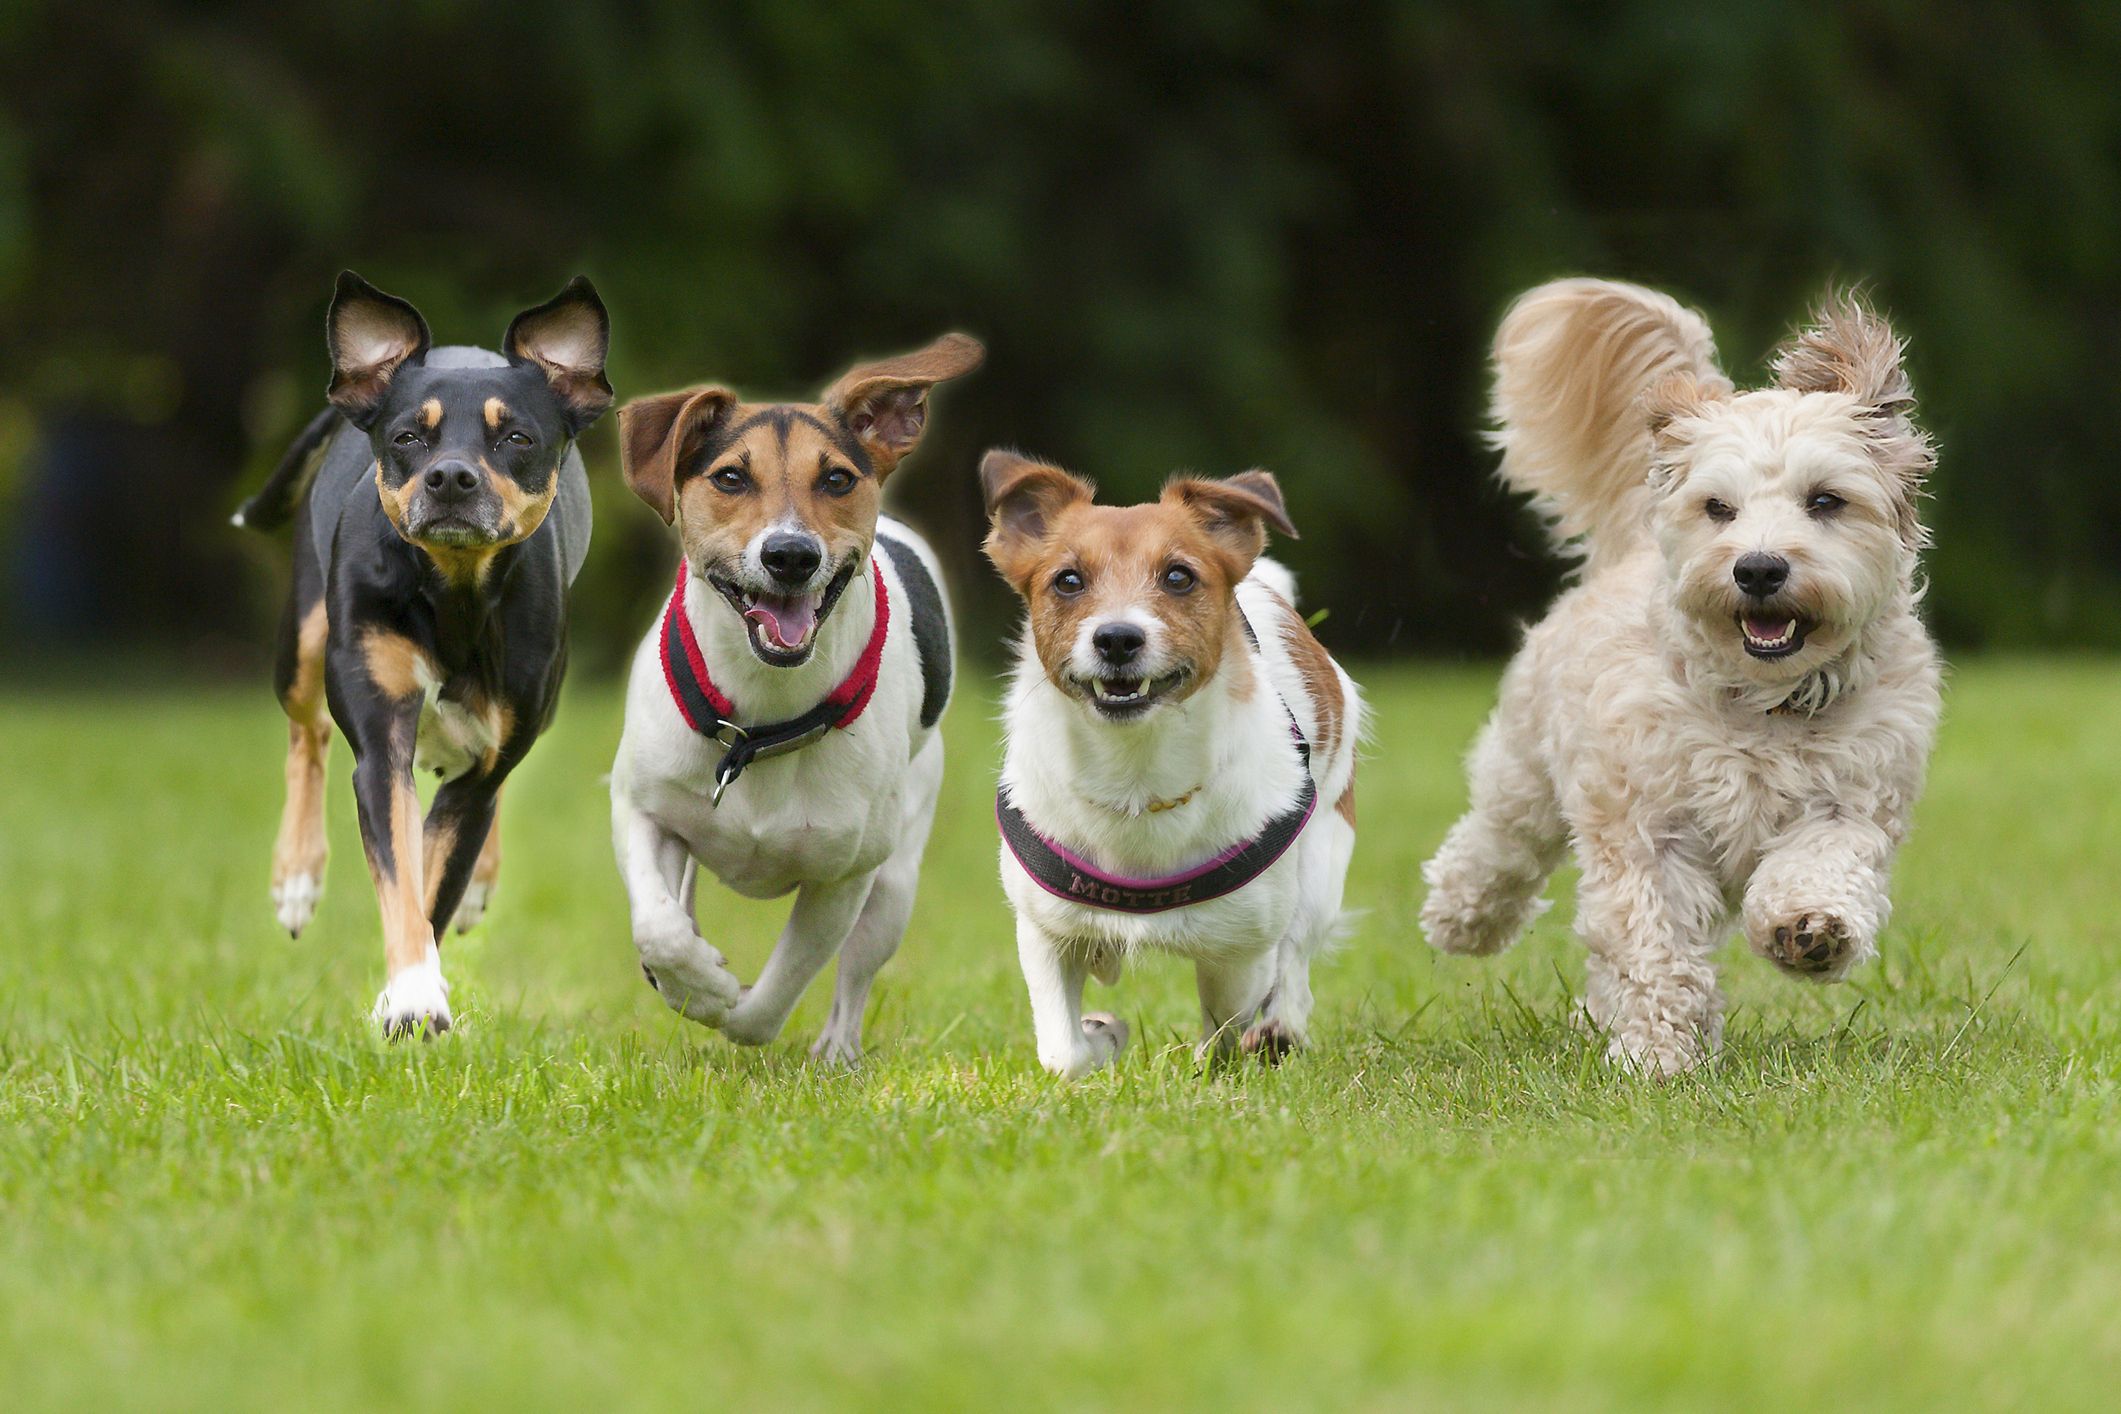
272, 872, 322, 937
637, 924, 742, 1027
453, 879, 493, 933
1751, 908, 1871, 981
1604, 1027, 1708, 1078
373, 951, 452, 1040
1042, 1012, 1129, 1079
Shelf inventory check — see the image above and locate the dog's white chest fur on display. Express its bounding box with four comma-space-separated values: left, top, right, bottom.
410, 662, 501, 783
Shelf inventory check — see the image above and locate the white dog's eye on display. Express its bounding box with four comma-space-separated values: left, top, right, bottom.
1704, 498, 1736, 523
1053, 568, 1086, 596
1160, 564, 1197, 595
1807, 491, 1846, 516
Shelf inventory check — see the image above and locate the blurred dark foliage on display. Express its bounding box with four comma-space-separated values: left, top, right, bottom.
3, 0, 2118, 674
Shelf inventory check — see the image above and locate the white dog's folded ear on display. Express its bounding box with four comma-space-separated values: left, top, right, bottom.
617, 386, 737, 524
1165, 471, 1299, 570
980, 449, 1093, 586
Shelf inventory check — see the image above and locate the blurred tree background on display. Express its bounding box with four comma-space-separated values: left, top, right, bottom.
2, 0, 2116, 673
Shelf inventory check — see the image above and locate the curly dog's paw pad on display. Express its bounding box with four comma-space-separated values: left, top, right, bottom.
1765, 912, 1852, 975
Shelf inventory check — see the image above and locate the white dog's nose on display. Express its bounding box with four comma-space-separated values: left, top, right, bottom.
1733, 552, 1789, 598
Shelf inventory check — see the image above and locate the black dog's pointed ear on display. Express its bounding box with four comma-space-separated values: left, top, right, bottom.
326, 272, 431, 427
506, 276, 614, 434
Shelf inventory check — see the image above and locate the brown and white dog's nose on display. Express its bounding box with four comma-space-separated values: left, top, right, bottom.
1091, 622, 1146, 667
1732, 552, 1789, 599
761, 532, 823, 587
423, 461, 482, 504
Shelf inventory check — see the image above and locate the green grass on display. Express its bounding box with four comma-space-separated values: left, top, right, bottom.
5, 660, 2120, 1410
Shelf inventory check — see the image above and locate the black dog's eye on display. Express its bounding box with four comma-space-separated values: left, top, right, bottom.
820, 466, 857, 496
1161, 563, 1198, 594
393, 431, 423, 447
1704, 498, 1736, 523
710, 467, 749, 493
1807, 490, 1846, 516
506, 431, 534, 447
1053, 568, 1086, 596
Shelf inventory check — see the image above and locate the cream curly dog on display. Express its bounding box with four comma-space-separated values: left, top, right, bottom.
1421, 278, 1942, 1075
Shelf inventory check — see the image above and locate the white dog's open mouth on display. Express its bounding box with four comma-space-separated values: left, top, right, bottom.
712, 563, 857, 666
1738, 613, 1810, 660
1080, 670, 1188, 720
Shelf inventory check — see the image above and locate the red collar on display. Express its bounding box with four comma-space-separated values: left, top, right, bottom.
659, 558, 889, 803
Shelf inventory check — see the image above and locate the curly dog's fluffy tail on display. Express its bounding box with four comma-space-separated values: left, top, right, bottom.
1489, 278, 1726, 564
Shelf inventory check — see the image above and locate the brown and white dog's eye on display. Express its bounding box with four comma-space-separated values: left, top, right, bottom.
1704, 498, 1736, 523
1807, 490, 1846, 516
819, 466, 857, 496
709, 465, 749, 494
1160, 563, 1198, 595
1052, 567, 1086, 597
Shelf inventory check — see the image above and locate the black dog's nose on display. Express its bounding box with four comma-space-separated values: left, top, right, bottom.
1732, 552, 1790, 598
423, 462, 482, 503
1092, 622, 1146, 666
760, 532, 823, 587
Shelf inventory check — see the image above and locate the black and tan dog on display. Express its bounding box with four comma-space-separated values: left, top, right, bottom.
235, 272, 612, 1036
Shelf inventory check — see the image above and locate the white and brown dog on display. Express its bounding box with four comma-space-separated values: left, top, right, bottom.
609, 335, 983, 1063
1420, 279, 1942, 1075
981, 454, 1361, 1078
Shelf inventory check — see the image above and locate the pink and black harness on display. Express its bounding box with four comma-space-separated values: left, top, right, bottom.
996, 610, 1319, 915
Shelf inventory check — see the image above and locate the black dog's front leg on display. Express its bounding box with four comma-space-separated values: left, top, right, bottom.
342, 693, 454, 1036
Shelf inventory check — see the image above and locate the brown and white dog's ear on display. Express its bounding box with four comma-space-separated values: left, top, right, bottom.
1771, 292, 1934, 541
616, 386, 736, 524
326, 271, 431, 428
506, 275, 615, 434
823, 333, 986, 478
1641, 373, 1729, 494
1166, 470, 1299, 571
980, 449, 1093, 586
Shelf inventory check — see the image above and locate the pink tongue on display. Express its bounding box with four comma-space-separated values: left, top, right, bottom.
1744, 616, 1789, 639
745, 593, 819, 651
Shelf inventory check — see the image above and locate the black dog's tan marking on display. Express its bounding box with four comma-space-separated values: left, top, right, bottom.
241, 271, 611, 1035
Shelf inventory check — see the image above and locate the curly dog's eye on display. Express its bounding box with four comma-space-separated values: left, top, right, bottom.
1704, 498, 1736, 523
1807, 491, 1846, 517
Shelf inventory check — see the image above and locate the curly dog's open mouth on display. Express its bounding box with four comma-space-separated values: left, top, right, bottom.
1738, 613, 1811, 660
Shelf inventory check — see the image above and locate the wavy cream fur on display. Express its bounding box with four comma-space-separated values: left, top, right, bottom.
1422, 279, 1942, 1075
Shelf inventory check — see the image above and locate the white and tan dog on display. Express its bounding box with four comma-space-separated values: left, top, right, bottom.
1421, 279, 1942, 1075
981, 454, 1361, 1078
608, 335, 982, 1062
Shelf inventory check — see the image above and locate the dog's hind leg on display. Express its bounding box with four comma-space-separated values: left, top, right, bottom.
270, 598, 332, 937
1420, 692, 1566, 957
811, 844, 919, 1067
810, 743, 941, 1065
450, 785, 503, 932
1246, 808, 1358, 1061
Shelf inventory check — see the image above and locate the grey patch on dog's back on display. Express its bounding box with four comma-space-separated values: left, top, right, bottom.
422, 344, 509, 370
877, 530, 951, 729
